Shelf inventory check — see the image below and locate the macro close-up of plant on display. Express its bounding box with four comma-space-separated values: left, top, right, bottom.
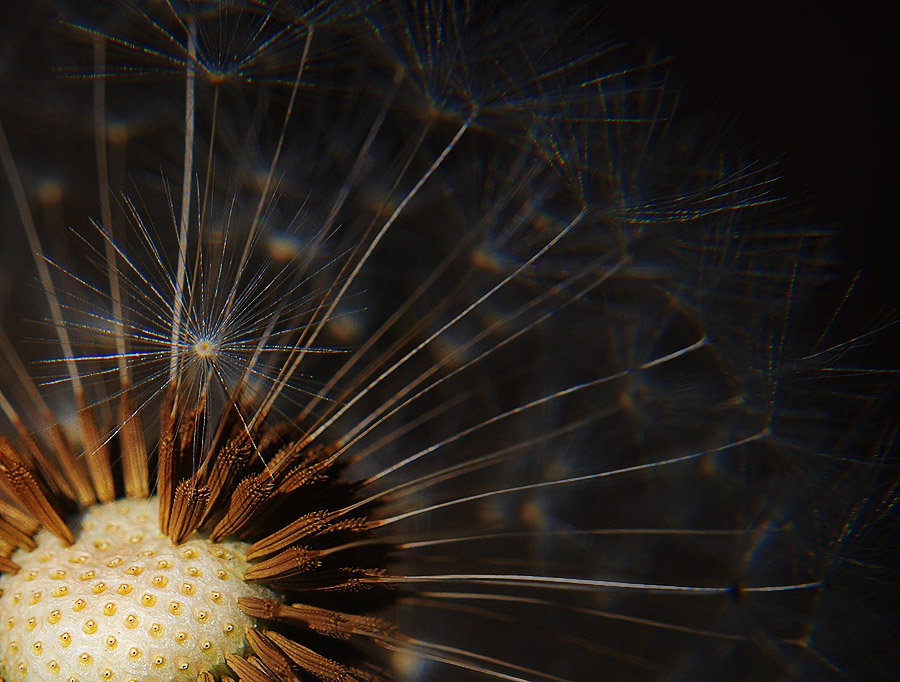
0, 2, 896, 681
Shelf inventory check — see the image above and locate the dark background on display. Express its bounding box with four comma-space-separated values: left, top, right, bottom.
603, 1, 898, 317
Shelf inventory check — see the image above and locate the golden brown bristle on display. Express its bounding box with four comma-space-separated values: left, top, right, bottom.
201, 436, 254, 518
0, 450, 73, 546
244, 629, 302, 682
169, 476, 211, 544
246, 510, 335, 560
0, 555, 19, 575
237, 598, 396, 641
222, 653, 273, 682
0, 515, 35, 552
118, 393, 149, 499
208, 472, 275, 542
243, 546, 323, 583
42, 415, 96, 509
75, 400, 115, 504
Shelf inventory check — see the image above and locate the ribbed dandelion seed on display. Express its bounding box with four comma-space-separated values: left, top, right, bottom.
0, 2, 896, 682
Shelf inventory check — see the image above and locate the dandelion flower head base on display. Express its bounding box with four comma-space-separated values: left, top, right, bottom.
0, 498, 273, 682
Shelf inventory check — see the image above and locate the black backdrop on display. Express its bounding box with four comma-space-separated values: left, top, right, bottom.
604, 0, 898, 315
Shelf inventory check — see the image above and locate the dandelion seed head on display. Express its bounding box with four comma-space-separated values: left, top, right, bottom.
0, 2, 895, 681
